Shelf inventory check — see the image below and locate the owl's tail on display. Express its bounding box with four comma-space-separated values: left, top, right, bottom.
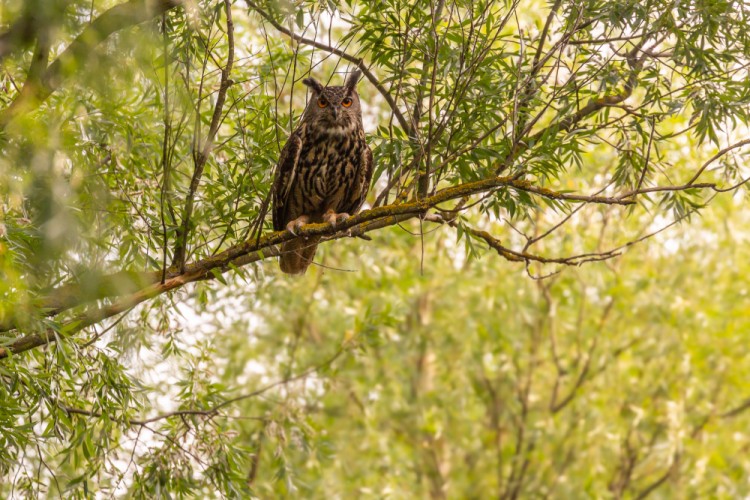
279, 236, 321, 275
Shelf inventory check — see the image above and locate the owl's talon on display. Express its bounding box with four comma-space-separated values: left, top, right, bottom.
337, 213, 351, 224
286, 215, 311, 235
323, 210, 350, 228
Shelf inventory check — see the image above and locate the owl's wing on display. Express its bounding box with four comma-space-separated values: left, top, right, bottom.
272, 131, 303, 231
347, 145, 374, 214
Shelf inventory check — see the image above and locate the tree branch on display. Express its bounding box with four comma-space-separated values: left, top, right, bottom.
685, 137, 750, 186
0, 0, 184, 128
7, 165, 728, 338
426, 214, 623, 266
59, 344, 347, 426
173, 0, 235, 272
524, 37, 650, 149
0, 175, 634, 350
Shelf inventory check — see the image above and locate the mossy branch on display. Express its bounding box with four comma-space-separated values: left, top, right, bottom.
0, 175, 634, 355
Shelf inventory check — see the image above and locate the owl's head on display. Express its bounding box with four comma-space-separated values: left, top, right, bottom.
302, 70, 363, 134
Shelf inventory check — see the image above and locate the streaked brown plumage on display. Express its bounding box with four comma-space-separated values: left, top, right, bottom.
272, 70, 373, 274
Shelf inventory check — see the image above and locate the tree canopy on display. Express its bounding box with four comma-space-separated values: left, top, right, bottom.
2, 0, 750, 497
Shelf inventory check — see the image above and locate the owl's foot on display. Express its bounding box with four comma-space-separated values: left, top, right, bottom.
323, 209, 350, 228
286, 215, 311, 235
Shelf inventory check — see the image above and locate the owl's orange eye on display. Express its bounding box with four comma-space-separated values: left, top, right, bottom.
317, 97, 328, 108
341, 97, 353, 108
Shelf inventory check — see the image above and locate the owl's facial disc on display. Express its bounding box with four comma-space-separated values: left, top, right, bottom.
307, 84, 359, 134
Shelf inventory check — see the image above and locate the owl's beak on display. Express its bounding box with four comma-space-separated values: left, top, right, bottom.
331, 106, 338, 120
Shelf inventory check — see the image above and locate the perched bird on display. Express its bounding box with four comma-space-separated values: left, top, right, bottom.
271, 70, 373, 274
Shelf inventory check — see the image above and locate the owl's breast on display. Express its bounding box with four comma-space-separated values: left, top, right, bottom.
296, 135, 363, 215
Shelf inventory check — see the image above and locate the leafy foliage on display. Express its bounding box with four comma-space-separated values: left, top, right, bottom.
1, 0, 750, 496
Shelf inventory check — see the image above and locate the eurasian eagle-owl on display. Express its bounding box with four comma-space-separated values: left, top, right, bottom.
271, 70, 373, 274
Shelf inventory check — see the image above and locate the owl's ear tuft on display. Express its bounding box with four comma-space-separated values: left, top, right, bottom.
302, 77, 324, 94
345, 70, 362, 91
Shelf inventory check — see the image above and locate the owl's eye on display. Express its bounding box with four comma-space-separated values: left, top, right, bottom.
317, 97, 328, 108
341, 97, 353, 108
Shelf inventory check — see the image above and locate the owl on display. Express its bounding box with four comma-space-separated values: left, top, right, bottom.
271, 70, 373, 274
